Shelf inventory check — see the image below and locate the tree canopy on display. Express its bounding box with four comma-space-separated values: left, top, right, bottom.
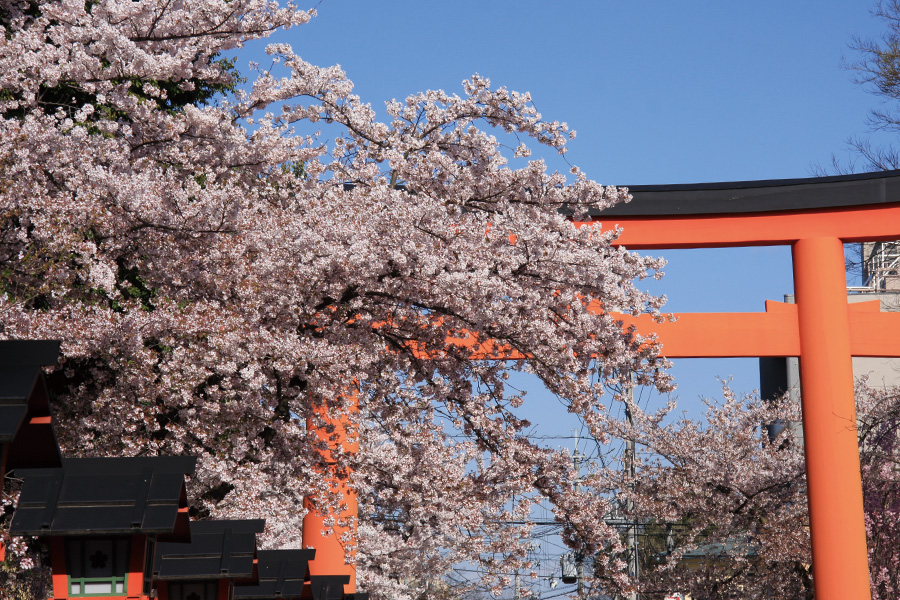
0, 0, 672, 597
841, 0, 900, 170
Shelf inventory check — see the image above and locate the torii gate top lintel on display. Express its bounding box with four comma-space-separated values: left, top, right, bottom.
583, 169, 900, 249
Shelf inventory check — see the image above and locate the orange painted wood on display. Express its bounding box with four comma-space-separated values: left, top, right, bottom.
412, 308, 801, 360
848, 310, 900, 356
303, 390, 359, 594
793, 237, 871, 600
440, 335, 526, 360
126, 534, 147, 599
430, 299, 900, 360
580, 203, 900, 248
612, 301, 900, 358
614, 308, 800, 358
50, 537, 68, 599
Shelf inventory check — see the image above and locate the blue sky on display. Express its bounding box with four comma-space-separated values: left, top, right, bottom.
267, 0, 886, 183
237, 1, 891, 425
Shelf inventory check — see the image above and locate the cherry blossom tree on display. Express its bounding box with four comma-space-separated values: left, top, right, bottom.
607, 386, 812, 600
858, 385, 900, 600
601, 383, 900, 600
843, 0, 900, 171
0, 0, 673, 597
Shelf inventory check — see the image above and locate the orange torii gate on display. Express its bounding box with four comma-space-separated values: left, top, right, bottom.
584, 170, 900, 600
304, 170, 900, 600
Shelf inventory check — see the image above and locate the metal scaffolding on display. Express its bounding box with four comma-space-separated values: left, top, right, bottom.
862, 241, 900, 290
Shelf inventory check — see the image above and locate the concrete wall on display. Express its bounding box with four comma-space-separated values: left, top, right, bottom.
849, 292, 900, 390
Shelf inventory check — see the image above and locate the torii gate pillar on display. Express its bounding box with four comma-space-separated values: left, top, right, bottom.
793, 237, 869, 600
302, 392, 359, 594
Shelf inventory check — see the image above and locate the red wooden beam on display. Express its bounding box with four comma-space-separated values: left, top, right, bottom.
582, 204, 900, 249
435, 299, 900, 360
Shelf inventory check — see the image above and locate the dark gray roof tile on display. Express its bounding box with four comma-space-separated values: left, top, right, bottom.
154, 520, 264, 580
10, 457, 195, 536
0, 340, 60, 366
0, 341, 62, 469
310, 575, 350, 600
0, 366, 41, 403
233, 549, 315, 599
0, 405, 28, 442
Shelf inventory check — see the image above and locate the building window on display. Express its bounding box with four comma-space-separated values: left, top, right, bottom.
66, 538, 130, 596
167, 581, 220, 600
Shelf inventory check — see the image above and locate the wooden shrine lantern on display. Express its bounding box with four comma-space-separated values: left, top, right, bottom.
152, 519, 264, 600
10, 456, 196, 600
232, 549, 314, 600
306, 576, 355, 600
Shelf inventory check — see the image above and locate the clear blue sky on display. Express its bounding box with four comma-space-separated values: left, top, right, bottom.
238, 1, 891, 426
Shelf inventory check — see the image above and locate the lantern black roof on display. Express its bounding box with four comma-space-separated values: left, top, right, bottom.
232, 549, 316, 599
0, 340, 62, 470
154, 519, 265, 581
309, 575, 351, 600
10, 456, 196, 537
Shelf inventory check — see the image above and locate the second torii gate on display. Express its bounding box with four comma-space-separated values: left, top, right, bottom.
304, 170, 900, 600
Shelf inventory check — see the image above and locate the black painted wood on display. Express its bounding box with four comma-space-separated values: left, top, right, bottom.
310, 575, 351, 600
233, 549, 316, 599
0, 341, 62, 471
11, 457, 196, 536
590, 170, 900, 216
154, 520, 265, 580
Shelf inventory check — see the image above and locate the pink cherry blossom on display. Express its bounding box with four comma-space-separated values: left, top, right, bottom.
0, 1, 672, 597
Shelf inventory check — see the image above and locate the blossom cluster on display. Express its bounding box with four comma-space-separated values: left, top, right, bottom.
604, 383, 900, 600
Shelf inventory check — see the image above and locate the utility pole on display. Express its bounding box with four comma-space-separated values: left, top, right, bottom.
573, 429, 585, 597
625, 379, 639, 600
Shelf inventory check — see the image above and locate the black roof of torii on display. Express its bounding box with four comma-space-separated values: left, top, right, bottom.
592, 169, 900, 216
